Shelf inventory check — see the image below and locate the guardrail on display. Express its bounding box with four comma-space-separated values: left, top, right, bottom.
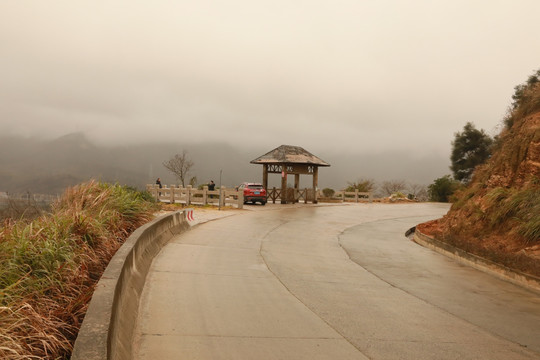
146, 185, 243, 209
146, 185, 372, 206
72, 210, 191, 360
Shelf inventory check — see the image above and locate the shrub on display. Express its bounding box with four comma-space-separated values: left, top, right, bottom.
428, 175, 461, 202
322, 188, 335, 197
0, 180, 159, 359
124, 186, 157, 203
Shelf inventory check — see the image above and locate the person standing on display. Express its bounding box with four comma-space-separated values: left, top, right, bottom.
156, 178, 162, 196
208, 180, 215, 198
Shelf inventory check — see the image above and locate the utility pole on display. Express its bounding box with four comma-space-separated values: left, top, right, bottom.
218, 169, 222, 210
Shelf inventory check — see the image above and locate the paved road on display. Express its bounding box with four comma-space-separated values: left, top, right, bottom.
133, 203, 540, 360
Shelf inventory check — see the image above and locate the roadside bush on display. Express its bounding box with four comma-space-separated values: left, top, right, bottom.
0, 180, 159, 359
124, 186, 157, 203
428, 175, 461, 202
322, 188, 335, 197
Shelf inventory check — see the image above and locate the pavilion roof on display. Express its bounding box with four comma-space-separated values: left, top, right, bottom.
250, 145, 330, 167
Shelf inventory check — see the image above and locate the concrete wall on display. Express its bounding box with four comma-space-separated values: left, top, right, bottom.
414, 229, 540, 295
71, 210, 190, 360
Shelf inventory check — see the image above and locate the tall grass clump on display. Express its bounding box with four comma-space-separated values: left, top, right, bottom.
485, 186, 540, 244
0, 180, 159, 359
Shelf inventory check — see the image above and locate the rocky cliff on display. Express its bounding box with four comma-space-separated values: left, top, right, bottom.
418, 83, 540, 276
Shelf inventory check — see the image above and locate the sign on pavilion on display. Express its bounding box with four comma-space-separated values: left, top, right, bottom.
250, 145, 330, 204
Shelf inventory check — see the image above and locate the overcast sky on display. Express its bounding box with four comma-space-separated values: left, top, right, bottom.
2, 1, 540, 159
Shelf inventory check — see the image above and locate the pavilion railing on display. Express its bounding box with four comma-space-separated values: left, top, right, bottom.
266, 187, 316, 204
267, 187, 281, 203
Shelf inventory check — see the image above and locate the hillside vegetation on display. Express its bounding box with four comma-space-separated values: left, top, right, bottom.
0, 181, 158, 359
419, 73, 540, 276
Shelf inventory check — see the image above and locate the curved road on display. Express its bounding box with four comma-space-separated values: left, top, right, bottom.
133, 204, 540, 359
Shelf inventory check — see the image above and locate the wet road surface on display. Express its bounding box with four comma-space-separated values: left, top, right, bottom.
133, 203, 540, 359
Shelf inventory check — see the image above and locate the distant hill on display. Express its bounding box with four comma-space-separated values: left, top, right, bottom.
0, 133, 449, 195
418, 79, 540, 276
0, 133, 144, 194
0, 134, 256, 195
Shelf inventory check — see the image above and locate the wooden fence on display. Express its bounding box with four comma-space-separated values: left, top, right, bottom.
266, 187, 317, 204
146, 185, 244, 208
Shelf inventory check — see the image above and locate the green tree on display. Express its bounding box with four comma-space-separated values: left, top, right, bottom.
505, 68, 540, 128
511, 68, 540, 110
428, 175, 460, 202
450, 122, 493, 183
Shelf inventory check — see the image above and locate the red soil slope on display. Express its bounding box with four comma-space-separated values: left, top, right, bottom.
418, 111, 540, 275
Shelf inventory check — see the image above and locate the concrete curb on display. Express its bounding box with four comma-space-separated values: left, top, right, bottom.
71, 210, 191, 360
413, 229, 540, 294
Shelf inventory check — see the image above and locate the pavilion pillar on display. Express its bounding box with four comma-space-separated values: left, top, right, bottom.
294, 174, 300, 204
263, 165, 268, 190
281, 164, 287, 204
312, 166, 319, 204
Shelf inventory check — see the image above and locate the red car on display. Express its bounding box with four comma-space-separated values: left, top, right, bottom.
237, 182, 267, 205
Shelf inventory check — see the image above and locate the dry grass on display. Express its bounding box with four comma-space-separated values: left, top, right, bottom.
422, 79, 540, 278
0, 181, 158, 359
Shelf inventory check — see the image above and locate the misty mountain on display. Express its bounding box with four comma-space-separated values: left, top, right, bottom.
0, 133, 450, 195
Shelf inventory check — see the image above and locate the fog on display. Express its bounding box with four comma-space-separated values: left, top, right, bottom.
0, 133, 448, 194
1, 1, 540, 193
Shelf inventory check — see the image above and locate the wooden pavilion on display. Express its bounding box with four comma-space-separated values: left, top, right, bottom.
250, 145, 330, 204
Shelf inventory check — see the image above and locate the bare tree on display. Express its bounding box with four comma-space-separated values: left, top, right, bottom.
163, 150, 194, 187
380, 180, 407, 196
407, 183, 428, 201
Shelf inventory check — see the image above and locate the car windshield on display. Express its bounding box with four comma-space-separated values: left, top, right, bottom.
247, 185, 263, 189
